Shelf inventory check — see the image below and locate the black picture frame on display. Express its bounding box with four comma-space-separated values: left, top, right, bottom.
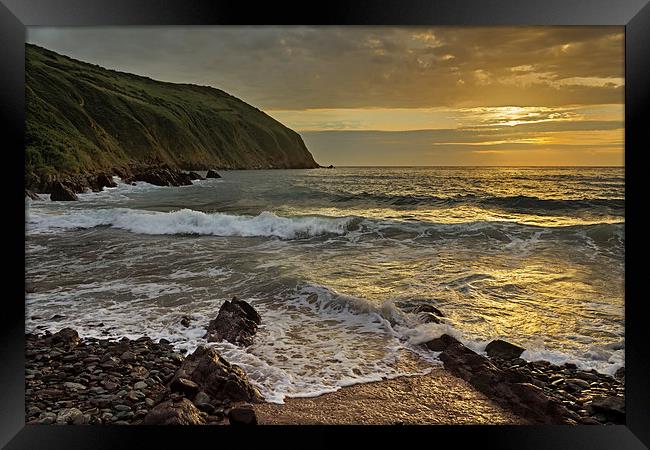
2, 1, 648, 448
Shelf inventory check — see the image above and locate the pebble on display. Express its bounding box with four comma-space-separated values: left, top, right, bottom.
63, 382, 87, 391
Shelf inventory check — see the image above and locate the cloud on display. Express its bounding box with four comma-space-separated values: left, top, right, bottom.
27, 26, 623, 110
301, 128, 623, 166
27, 26, 623, 166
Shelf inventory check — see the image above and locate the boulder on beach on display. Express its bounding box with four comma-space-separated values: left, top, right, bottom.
49, 181, 78, 201
56, 407, 85, 425
204, 297, 261, 346
170, 377, 199, 398
206, 169, 221, 178
588, 396, 625, 423
485, 339, 525, 360
171, 345, 262, 403
614, 366, 625, 380
228, 404, 257, 425
47, 328, 80, 348
143, 398, 206, 425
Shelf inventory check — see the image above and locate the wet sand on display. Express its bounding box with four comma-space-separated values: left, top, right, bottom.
254, 354, 526, 425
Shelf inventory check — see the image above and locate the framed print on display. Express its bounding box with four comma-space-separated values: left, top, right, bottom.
1, 0, 649, 448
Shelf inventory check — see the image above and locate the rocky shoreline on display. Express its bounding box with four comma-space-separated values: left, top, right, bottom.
422, 335, 624, 425
24, 164, 222, 201
25, 298, 624, 426
26, 298, 264, 425
25, 329, 261, 425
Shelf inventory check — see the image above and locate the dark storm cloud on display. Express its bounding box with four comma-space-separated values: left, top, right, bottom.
27, 26, 623, 110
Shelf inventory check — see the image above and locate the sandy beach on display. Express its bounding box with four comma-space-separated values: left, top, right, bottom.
254, 367, 525, 425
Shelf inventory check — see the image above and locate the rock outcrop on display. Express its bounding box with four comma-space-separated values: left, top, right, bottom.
187, 171, 205, 181
424, 334, 578, 424
25, 189, 40, 200
91, 174, 117, 191
422, 334, 625, 425
171, 345, 263, 403
206, 170, 221, 179
49, 181, 78, 201
124, 166, 194, 187
205, 298, 261, 346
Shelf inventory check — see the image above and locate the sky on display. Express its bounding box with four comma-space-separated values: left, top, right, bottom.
28, 26, 624, 166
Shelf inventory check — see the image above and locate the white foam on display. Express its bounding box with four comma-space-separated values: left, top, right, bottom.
25, 284, 436, 404
521, 346, 624, 376
26, 208, 356, 239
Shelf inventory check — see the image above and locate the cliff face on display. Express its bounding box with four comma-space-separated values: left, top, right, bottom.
25, 44, 319, 184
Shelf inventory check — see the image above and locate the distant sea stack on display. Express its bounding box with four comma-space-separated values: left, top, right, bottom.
25, 44, 319, 191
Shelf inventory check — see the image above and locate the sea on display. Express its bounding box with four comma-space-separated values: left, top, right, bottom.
25, 167, 625, 403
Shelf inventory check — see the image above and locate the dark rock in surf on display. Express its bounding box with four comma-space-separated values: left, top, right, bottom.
423, 334, 461, 352
418, 312, 441, 324
413, 304, 445, 317
187, 171, 205, 181
327, 165, 334, 169
394, 301, 445, 321
143, 398, 206, 425
126, 166, 193, 187
49, 181, 78, 201
205, 297, 261, 347
95, 173, 117, 190
180, 316, 191, 328
25, 189, 40, 200
227, 404, 257, 425
485, 339, 525, 360
171, 345, 262, 403
206, 169, 221, 178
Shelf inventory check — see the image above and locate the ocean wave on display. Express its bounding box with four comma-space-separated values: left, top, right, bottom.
26, 208, 359, 239
290, 283, 624, 376
26, 206, 624, 248
333, 192, 624, 214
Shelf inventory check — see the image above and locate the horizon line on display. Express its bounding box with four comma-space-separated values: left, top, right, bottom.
319, 165, 624, 168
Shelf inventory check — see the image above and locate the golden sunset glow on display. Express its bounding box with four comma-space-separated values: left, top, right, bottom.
28, 26, 624, 166
25, 25, 626, 425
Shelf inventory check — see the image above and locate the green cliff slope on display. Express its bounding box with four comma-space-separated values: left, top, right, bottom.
25, 44, 319, 181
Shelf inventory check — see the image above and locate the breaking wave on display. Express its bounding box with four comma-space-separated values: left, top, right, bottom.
26, 208, 359, 239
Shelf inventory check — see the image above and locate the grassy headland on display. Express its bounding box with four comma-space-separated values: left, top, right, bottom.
25, 44, 319, 190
